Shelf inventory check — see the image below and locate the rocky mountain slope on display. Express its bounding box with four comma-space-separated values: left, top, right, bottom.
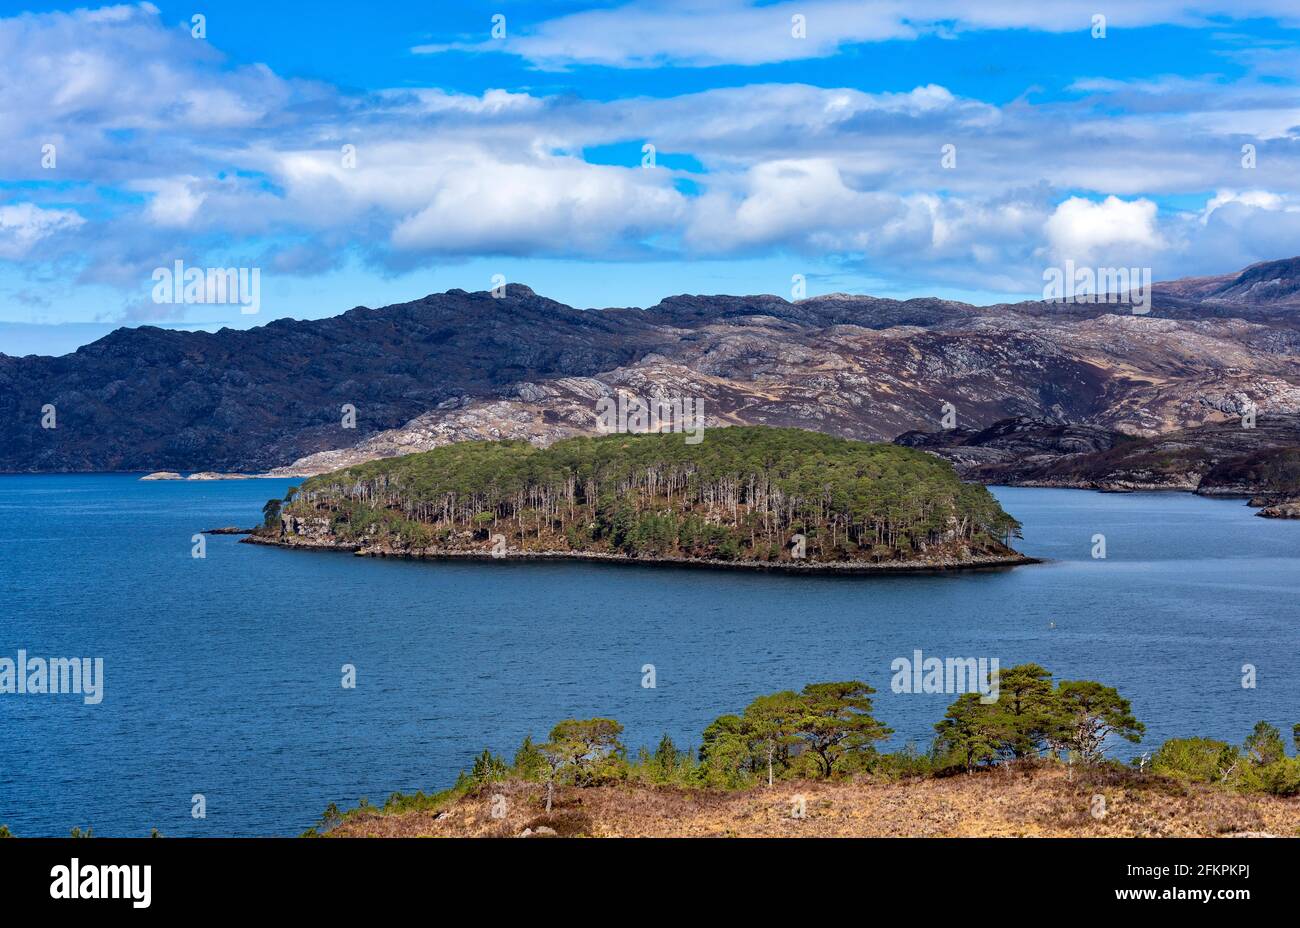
0, 286, 662, 472
5, 258, 1300, 474
897, 414, 1300, 498
1154, 256, 1300, 314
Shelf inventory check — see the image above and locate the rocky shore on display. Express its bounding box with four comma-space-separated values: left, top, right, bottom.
140, 471, 255, 481
1257, 500, 1300, 519
897, 415, 1300, 512
242, 532, 1038, 574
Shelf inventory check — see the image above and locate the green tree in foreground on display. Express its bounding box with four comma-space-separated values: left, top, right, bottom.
538, 718, 625, 811
933, 667, 1143, 769
792, 681, 892, 778
698, 713, 759, 787
262, 498, 282, 528
512, 734, 547, 782
992, 664, 1060, 759
934, 693, 1001, 772
651, 733, 687, 782
743, 692, 802, 787
696, 682, 891, 784
1150, 737, 1239, 784
1052, 680, 1144, 763
933, 664, 1061, 770
1240, 721, 1300, 795
1244, 721, 1286, 766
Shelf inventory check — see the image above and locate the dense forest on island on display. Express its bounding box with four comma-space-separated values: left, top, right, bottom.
266, 426, 1023, 564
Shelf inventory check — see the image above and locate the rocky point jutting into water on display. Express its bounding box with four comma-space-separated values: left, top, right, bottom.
895, 414, 1300, 515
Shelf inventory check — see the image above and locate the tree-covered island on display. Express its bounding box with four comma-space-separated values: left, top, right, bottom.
251, 426, 1029, 570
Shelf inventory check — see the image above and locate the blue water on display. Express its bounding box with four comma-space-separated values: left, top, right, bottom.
1, 475, 1298, 836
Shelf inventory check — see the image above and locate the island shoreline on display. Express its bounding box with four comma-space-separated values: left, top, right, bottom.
241, 534, 1041, 575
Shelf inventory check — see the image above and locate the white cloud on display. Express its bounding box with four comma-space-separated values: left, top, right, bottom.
1155, 189, 1300, 275
0, 203, 86, 259
1202, 189, 1290, 222
134, 176, 208, 228
0, 5, 298, 132
418, 0, 1300, 69
1045, 196, 1165, 263
686, 159, 903, 252
2, 4, 1300, 298
389, 153, 688, 256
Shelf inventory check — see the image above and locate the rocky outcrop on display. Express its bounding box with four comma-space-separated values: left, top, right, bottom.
895, 417, 1122, 484
278, 513, 333, 541
897, 414, 1300, 497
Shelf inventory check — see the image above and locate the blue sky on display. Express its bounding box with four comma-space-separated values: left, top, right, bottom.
3, 1, 1300, 355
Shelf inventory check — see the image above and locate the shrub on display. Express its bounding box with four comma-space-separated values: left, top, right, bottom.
1258, 757, 1300, 797
468, 749, 510, 785
1150, 737, 1238, 783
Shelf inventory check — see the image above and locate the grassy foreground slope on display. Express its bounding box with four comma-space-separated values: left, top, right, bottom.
327, 767, 1300, 838
268, 426, 1023, 566
318, 668, 1300, 838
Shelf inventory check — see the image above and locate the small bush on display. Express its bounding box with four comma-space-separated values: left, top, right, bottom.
1258, 757, 1300, 797
1151, 737, 1238, 784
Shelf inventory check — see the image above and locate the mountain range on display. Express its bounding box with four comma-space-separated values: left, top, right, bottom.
5, 257, 1300, 477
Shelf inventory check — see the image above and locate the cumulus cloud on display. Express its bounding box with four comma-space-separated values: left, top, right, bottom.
2, 3, 1300, 301
1044, 196, 1165, 264
389, 152, 688, 257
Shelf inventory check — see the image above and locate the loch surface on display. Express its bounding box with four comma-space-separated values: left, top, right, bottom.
1, 475, 1297, 836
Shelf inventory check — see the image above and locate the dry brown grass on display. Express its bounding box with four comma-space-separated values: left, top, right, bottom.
328, 764, 1300, 838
